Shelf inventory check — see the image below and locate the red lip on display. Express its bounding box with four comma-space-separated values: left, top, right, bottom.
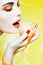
12, 19, 20, 28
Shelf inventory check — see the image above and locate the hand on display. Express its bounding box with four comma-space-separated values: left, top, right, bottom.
3, 22, 39, 65
9, 22, 36, 52
20, 22, 39, 42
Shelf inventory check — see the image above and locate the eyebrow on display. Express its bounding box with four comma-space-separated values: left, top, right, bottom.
3, 2, 14, 6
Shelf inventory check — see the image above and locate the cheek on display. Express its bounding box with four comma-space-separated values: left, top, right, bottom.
0, 13, 9, 27
0, 11, 12, 24
0, 16, 6, 24
0, 18, 7, 29
0, 10, 16, 25
0, 11, 8, 22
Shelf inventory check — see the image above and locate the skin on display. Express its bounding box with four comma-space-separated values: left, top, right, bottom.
0, 0, 39, 65
0, 0, 22, 33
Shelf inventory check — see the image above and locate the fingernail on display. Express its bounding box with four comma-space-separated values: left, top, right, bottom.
34, 24, 38, 29
26, 30, 30, 34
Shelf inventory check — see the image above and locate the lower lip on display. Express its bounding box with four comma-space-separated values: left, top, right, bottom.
14, 24, 20, 28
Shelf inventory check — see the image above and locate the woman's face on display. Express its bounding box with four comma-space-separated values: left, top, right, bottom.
0, 0, 22, 34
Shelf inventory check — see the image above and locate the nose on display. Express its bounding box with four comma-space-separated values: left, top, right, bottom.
14, 6, 22, 16
17, 7, 22, 16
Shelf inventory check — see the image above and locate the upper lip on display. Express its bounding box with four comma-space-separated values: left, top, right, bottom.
12, 19, 21, 25
15, 19, 21, 23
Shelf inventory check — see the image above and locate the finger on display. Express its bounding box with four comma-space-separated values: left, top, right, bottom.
19, 38, 28, 47
14, 40, 28, 55
9, 31, 30, 48
31, 24, 39, 42
14, 30, 36, 54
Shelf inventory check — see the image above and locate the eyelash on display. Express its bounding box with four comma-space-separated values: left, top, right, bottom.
6, 5, 20, 12
3, 3, 20, 12
6, 8, 12, 11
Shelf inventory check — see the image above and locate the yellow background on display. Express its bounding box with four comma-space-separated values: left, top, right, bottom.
0, 0, 43, 65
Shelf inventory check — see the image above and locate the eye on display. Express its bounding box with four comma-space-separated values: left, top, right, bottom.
3, 3, 14, 11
